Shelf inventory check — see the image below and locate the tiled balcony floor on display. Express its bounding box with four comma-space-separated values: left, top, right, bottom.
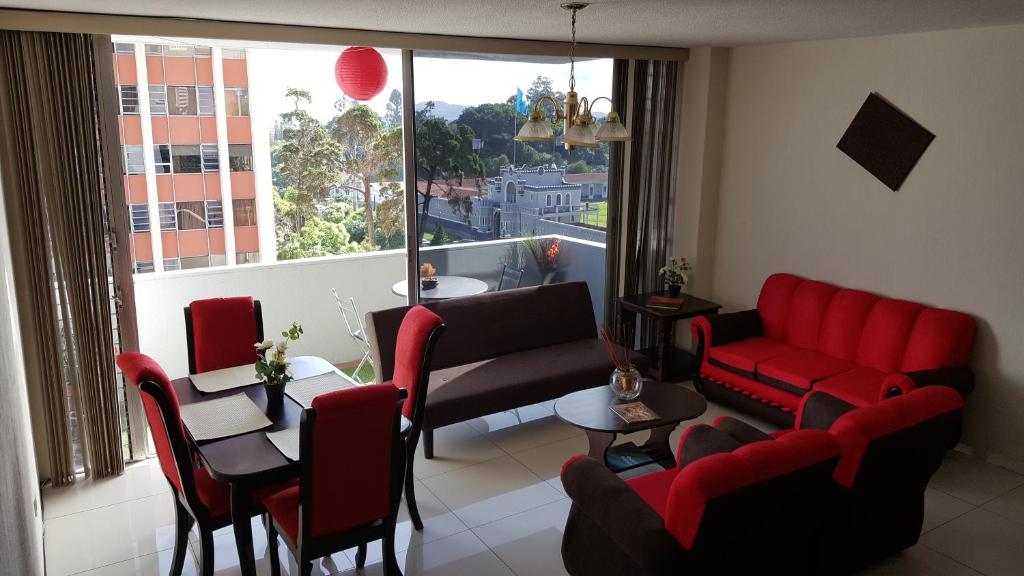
43, 386, 1024, 576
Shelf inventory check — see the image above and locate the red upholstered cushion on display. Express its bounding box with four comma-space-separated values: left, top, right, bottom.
757, 273, 804, 341
189, 297, 260, 373
263, 484, 301, 544
812, 366, 893, 406
392, 306, 444, 419
194, 467, 232, 519
757, 349, 855, 392
626, 468, 678, 517
817, 289, 880, 361
828, 387, 963, 488
781, 280, 839, 349
663, 430, 838, 550
900, 308, 977, 372
701, 362, 803, 412
117, 352, 186, 494
855, 299, 924, 372
707, 337, 796, 376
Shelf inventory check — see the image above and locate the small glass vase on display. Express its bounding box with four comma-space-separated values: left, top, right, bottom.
609, 365, 643, 401
264, 379, 287, 407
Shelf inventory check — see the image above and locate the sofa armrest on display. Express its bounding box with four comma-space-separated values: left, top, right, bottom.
711, 416, 774, 445
561, 456, 686, 575
691, 309, 762, 359
903, 367, 976, 397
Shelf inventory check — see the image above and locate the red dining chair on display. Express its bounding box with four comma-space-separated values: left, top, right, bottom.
262, 385, 407, 576
117, 351, 269, 576
184, 296, 264, 374
391, 305, 446, 530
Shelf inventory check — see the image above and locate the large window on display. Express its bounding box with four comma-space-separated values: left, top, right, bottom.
232, 199, 257, 226
228, 144, 253, 172
176, 201, 207, 230
171, 145, 202, 173
166, 86, 197, 115
224, 88, 250, 116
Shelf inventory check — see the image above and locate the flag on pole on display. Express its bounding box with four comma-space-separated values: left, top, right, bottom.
515, 88, 528, 115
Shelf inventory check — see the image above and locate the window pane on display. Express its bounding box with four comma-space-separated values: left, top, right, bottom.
158, 202, 176, 230
176, 201, 207, 230
222, 48, 246, 60
171, 145, 201, 173
149, 85, 167, 115
164, 45, 194, 57
167, 86, 197, 115
228, 144, 253, 172
198, 87, 215, 116
153, 145, 171, 174
206, 200, 224, 227
129, 204, 150, 232
201, 144, 219, 172
119, 85, 139, 114
134, 260, 155, 273
209, 254, 227, 267
144, 44, 163, 56
180, 255, 210, 270
224, 88, 249, 116
113, 42, 135, 55
232, 199, 257, 226
123, 145, 145, 174
194, 46, 212, 57
236, 251, 259, 264
163, 258, 180, 271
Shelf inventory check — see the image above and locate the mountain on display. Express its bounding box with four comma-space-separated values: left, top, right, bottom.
416, 101, 466, 122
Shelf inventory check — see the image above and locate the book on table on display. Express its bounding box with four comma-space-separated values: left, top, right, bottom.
610, 401, 660, 423
647, 295, 685, 309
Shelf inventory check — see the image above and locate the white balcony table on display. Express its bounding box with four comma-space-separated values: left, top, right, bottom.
391, 276, 489, 300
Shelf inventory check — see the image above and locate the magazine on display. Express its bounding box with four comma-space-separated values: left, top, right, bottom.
647, 295, 685, 309
610, 402, 659, 423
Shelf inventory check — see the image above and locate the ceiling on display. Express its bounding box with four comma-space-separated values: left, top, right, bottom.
3, 0, 1023, 47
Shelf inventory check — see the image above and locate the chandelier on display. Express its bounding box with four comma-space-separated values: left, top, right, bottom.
514, 2, 631, 149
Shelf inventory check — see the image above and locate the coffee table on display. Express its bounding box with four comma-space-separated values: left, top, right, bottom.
555, 382, 707, 472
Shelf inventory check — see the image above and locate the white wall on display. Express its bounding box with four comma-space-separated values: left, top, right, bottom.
134, 250, 406, 379
707, 24, 1024, 467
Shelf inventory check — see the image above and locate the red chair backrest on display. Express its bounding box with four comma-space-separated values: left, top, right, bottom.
188, 297, 261, 373
303, 385, 402, 539
116, 352, 187, 494
392, 305, 444, 419
665, 429, 839, 551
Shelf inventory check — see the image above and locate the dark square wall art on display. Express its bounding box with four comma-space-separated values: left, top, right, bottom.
837, 93, 935, 191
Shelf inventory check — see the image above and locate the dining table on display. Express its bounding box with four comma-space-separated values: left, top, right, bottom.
172, 355, 408, 576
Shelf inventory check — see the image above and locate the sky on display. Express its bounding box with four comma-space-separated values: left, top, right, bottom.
246, 45, 615, 124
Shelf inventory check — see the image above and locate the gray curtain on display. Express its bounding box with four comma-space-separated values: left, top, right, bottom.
0, 31, 124, 484
621, 60, 680, 348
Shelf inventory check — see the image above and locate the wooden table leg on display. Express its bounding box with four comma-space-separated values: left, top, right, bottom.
641, 423, 679, 468
585, 429, 616, 466
231, 482, 258, 576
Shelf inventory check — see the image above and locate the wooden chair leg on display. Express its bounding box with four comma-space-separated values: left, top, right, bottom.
265, 514, 281, 576
422, 428, 434, 459
170, 500, 194, 576
355, 543, 368, 568
405, 452, 424, 530
198, 525, 215, 576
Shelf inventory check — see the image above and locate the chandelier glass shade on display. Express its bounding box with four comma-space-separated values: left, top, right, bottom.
514, 2, 631, 149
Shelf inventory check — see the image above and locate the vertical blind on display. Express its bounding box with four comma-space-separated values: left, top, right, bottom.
0, 30, 124, 484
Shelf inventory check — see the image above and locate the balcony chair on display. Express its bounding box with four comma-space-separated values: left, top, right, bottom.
388, 305, 446, 530
331, 289, 373, 384
116, 352, 275, 576
262, 385, 407, 576
497, 264, 525, 291
184, 296, 264, 374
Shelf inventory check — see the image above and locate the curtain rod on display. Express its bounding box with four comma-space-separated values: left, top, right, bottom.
0, 8, 690, 62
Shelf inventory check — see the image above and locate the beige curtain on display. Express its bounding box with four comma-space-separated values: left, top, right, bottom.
0, 30, 123, 484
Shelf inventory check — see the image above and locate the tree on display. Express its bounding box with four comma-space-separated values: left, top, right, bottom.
455, 103, 517, 162
384, 89, 402, 129
331, 104, 402, 249
526, 76, 565, 118
275, 88, 343, 229
566, 160, 589, 174
414, 111, 482, 244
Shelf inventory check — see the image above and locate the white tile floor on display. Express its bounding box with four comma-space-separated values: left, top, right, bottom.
42, 390, 1024, 576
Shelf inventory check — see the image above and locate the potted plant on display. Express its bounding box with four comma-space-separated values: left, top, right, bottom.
420, 263, 438, 290
658, 257, 692, 297
254, 321, 303, 407
525, 236, 563, 285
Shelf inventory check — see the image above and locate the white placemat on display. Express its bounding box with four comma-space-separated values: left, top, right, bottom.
189, 364, 259, 394
285, 371, 355, 409
266, 427, 300, 461
180, 393, 272, 441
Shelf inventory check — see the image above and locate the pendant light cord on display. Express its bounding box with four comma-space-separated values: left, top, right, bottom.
569, 7, 577, 92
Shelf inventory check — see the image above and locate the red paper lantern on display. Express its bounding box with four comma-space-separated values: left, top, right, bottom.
335, 47, 388, 101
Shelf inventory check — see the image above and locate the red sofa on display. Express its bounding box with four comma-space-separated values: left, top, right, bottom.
692, 273, 976, 426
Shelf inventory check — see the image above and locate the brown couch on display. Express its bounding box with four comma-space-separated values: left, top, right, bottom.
366, 282, 634, 458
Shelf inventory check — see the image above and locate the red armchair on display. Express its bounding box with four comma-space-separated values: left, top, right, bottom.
184, 296, 264, 374
262, 385, 407, 576
692, 273, 975, 426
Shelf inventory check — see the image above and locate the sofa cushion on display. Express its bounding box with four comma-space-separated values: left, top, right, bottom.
421, 338, 622, 428
813, 367, 893, 406
626, 468, 678, 518
757, 273, 804, 341
702, 362, 803, 413
782, 280, 839, 349
855, 299, 924, 372
818, 289, 880, 361
901, 308, 977, 372
707, 337, 796, 378
757, 349, 855, 394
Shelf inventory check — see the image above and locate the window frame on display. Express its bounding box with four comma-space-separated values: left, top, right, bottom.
228, 144, 253, 172
152, 145, 171, 174
118, 84, 139, 115
200, 144, 220, 172
148, 84, 168, 115
166, 85, 198, 116
122, 145, 145, 175
129, 204, 151, 232
158, 202, 176, 231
